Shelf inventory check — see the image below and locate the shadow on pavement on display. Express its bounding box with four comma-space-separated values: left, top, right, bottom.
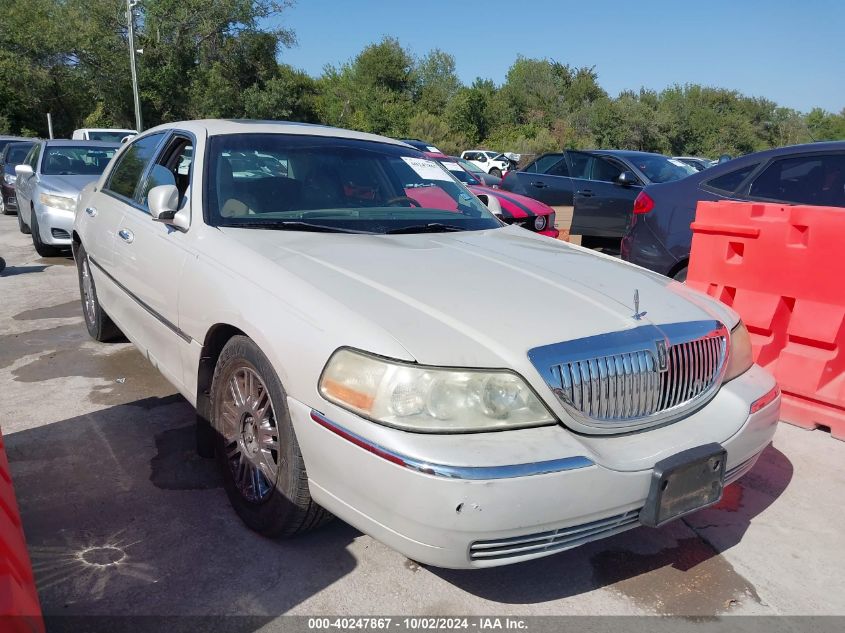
5, 396, 359, 626
0, 264, 51, 277
432, 445, 793, 615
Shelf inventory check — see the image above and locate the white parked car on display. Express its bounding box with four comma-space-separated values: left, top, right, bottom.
15, 140, 119, 256
73, 120, 780, 568
460, 150, 511, 178
72, 128, 137, 143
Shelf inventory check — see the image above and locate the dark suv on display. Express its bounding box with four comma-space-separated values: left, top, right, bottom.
1, 140, 36, 215
621, 142, 845, 280
501, 149, 695, 247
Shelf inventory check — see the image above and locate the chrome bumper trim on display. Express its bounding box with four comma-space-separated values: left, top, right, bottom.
310, 410, 594, 480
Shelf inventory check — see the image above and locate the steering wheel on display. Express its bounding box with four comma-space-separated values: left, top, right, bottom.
386, 196, 422, 208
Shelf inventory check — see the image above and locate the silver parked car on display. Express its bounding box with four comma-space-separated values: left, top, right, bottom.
15, 140, 119, 256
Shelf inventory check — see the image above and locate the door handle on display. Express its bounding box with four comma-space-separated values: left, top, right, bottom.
530, 181, 548, 189
85, 206, 97, 217
118, 229, 134, 244
577, 189, 594, 198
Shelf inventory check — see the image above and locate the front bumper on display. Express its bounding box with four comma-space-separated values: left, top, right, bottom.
1, 183, 17, 212
35, 204, 74, 245
291, 365, 780, 568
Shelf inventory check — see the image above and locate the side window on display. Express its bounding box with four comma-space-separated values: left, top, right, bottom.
705, 164, 758, 194
25, 144, 40, 169
591, 157, 624, 183
527, 153, 565, 175
567, 152, 593, 179
748, 155, 845, 206
137, 136, 193, 208
104, 133, 165, 201
476, 153, 487, 163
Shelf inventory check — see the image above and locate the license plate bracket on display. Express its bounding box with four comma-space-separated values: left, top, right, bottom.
639, 443, 726, 528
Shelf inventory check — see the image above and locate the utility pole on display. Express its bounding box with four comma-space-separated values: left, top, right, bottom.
126, 0, 143, 132
46, 113, 54, 139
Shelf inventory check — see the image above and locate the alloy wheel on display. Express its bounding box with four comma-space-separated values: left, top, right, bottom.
80, 258, 97, 325
220, 366, 280, 503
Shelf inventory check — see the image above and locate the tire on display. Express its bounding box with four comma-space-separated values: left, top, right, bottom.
30, 210, 63, 257
76, 244, 121, 342
489, 168, 502, 178
673, 266, 688, 283
17, 207, 30, 234
211, 335, 332, 537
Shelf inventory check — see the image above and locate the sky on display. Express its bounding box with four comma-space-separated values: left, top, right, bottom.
275, 0, 844, 114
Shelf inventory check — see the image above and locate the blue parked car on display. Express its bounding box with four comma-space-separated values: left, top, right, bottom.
621, 142, 845, 280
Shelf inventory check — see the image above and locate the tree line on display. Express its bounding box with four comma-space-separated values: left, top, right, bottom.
2, 0, 843, 159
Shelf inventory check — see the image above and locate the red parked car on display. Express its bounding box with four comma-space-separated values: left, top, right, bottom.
423, 151, 559, 239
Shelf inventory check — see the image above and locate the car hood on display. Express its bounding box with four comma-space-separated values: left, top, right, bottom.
39, 174, 101, 195
220, 225, 736, 368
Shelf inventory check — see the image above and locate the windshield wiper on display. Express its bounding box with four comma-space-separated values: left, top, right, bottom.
384, 222, 465, 235
226, 221, 373, 234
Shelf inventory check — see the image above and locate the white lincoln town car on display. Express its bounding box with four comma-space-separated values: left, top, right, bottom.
72, 120, 781, 568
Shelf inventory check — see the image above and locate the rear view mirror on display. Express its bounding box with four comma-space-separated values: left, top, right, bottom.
616, 171, 639, 187
15, 164, 32, 177
148, 184, 180, 222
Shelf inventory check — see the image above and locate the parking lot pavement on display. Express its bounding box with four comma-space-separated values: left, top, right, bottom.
1, 213, 844, 620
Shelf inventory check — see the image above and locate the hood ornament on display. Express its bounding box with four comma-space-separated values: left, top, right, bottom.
633, 289, 647, 320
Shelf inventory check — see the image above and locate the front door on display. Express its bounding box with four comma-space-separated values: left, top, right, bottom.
109, 133, 196, 391
571, 156, 642, 238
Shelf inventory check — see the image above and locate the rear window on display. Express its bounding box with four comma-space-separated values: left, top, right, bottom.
87, 131, 134, 143
705, 164, 759, 193
748, 154, 845, 207
4, 144, 34, 165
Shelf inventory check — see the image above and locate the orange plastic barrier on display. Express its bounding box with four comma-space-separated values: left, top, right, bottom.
687, 201, 845, 440
0, 429, 44, 633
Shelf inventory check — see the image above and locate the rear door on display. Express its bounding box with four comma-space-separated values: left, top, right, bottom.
514, 153, 573, 207
571, 155, 642, 238
83, 132, 167, 336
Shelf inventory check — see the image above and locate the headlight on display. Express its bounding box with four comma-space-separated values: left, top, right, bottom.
39, 193, 76, 212
3, 174, 15, 185
533, 215, 547, 231
319, 348, 555, 432
724, 321, 753, 382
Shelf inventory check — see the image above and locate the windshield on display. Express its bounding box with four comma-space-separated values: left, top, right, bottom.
87, 131, 133, 143
4, 143, 34, 165
41, 146, 117, 175
627, 155, 697, 183
459, 158, 485, 174
207, 134, 500, 234
440, 160, 478, 185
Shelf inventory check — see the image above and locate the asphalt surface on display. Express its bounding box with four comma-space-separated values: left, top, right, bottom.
1, 212, 844, 620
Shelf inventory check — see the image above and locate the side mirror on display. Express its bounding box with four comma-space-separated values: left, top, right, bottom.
15, 164, 32, 177
475, 192, 503, 217
616, 170, 639, 187
148, 184, 180, 222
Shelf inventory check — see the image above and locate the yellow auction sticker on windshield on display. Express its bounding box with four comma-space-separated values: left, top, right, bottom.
401, 156, 453, 181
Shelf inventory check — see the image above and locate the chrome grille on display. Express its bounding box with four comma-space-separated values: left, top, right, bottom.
470, 509, 641, 563
529, 321, 729, 432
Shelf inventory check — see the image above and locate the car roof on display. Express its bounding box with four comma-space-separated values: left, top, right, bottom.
143, 119, 410, 147
43, 140, 121, 147
589, 149, 669, 160
76, 128, 136, 133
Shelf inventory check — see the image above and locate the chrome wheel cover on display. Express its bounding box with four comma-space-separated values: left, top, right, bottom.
220, 366, 279, 502
80, 258, 97, 325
